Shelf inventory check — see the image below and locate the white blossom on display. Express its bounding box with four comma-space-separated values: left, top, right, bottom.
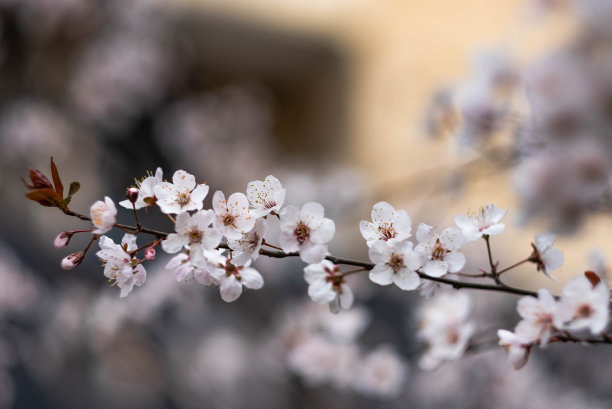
207, 253, 264, 302
530, 233, 564, 278
161, 210, 221, 267
246, 175, 286, 217
119, 167, 163, 209
415, 223, 465, 277
279, 202, 335, 264
418, 291, 474, 370
90, 196, 117, 234
304, 260, 354, 313
227, 217, 267, 266
454, 203, 507, 242
497, 324, 537, 370
153, 170, 209, 214
368, 241, 422, 291
212, 190, 256, 240
555, 275, 609, 334
165, 251, 216, 286
516, 288, 559, 346
96, 234, 146, 297
359, 201, 411, 247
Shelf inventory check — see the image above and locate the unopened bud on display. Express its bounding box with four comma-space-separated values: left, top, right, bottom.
54, 232, 72, 249
126, 187, 139, 204
144, 247, 156, 261
61, 251, 84, 270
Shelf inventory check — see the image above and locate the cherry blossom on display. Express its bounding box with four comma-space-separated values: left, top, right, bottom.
555, 275, 609, 334
96, 234, 146, 297
304, 260, 354, 313
454, 203, 508, 242
90, 196, 117, 234
279, 202, 335, 264
212, 190, 255, 240
161, 210, 221, 267
368, 241, 422, 290
119, 167, 163, 209
227, 217, 267, 266
246, 175, 286, 217
54, 232, 71, 249
516, 288, 559, 346
359, 201, 412, 247
530, 233, 564, 279
415, 223, 465, 277
497, 325, 536, 370
165, 250, 216, 286
418, 291, 475, 369
60, 251, 84, 270
153, 170, 209, 214
206, 252, 264, 302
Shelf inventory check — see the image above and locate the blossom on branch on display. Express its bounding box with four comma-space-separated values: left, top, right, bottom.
279, 202, 335, 264
555, 274, 609, 334
359, 201, 412, 247
530, 233, 564, 279
90, 196, 117, 234
368, 241, 422, 291
246, 175, 286, 217
154, 170, 208, 214
96, 234, 146, 297
161, 210, 221, 267
166, 250, 216, 286
415, 223, 465, 277
454, 203, 507, 242
227, 218, 267, 266
517, 288, 559, 346
202, 250, 264, 302
212, 191, 256, 240
119, 167, 163, 209
304, 260, 353, 313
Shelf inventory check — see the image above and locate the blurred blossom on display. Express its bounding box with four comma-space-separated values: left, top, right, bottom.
70, 30, 172, 133
0, 245, 41, 318
18, 0, 96, 37
353, 345, 407, 399
0, 100, 73, 164
154, 85, 274, 189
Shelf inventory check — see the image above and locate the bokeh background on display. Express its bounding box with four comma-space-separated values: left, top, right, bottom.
2, 0, 612, 408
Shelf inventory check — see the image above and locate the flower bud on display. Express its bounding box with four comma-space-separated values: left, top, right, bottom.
61, 251, 85, 270
54, 232, 72, 249
144, 247, 156, 261
126, 187, 139, 204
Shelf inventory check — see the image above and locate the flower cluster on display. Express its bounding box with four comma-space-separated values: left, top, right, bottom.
498, 272, 610, 369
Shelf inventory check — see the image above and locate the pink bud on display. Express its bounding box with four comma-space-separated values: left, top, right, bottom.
126, 187, 139, 204
61, 251, 84, 270
54, 232, 72, 249
144, 247, 156, 261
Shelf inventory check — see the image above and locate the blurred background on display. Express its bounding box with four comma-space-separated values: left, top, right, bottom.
2, 0, 612, 407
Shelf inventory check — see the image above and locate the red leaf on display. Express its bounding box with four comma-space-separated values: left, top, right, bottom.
26, 189, 63, 207
50, 157, 64, 198
21, 168, 53, 190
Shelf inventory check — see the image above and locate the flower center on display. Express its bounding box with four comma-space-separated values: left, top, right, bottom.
387, 253, 405, 273
225, 260, 242, 280
177, 192, 190, 207
189, 228, 203, 243
379, 224, 396, 241
294, 221, 310, 245
446, 328, 460, 345
264, 200, 276, 210
431, 238, 447, 260
223, 214, 236, 227
577, 304, 593, 319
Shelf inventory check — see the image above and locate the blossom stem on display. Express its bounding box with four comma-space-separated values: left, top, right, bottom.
483, 235, 502, 285
61, 208, 168, 238
497, 258, 530, 276
129, 238, 161, 257
341, 267, 367, 277
132, 202, 142, 230
262, 240, 283, 251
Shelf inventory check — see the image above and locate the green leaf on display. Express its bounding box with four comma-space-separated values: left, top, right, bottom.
68, 181, 80, 197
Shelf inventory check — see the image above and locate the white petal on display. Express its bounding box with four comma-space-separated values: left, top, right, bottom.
445, 251, 466, 272
423, 260, 448, 277
161, 234, 188, 254
220, 277, 243, 302
369, 264, 394, 285
416, 223, 435, 243
368, 241, 391, 264
311, 218, 335, 244
299, 242, 327, 264
394, 270, 420, 290
172, 170, 196, 191
338, 284, 354, 310
241, 268, 264, 289
308, 281, 336, 304
301, 202, 325, 221
371, 201, 394, 224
